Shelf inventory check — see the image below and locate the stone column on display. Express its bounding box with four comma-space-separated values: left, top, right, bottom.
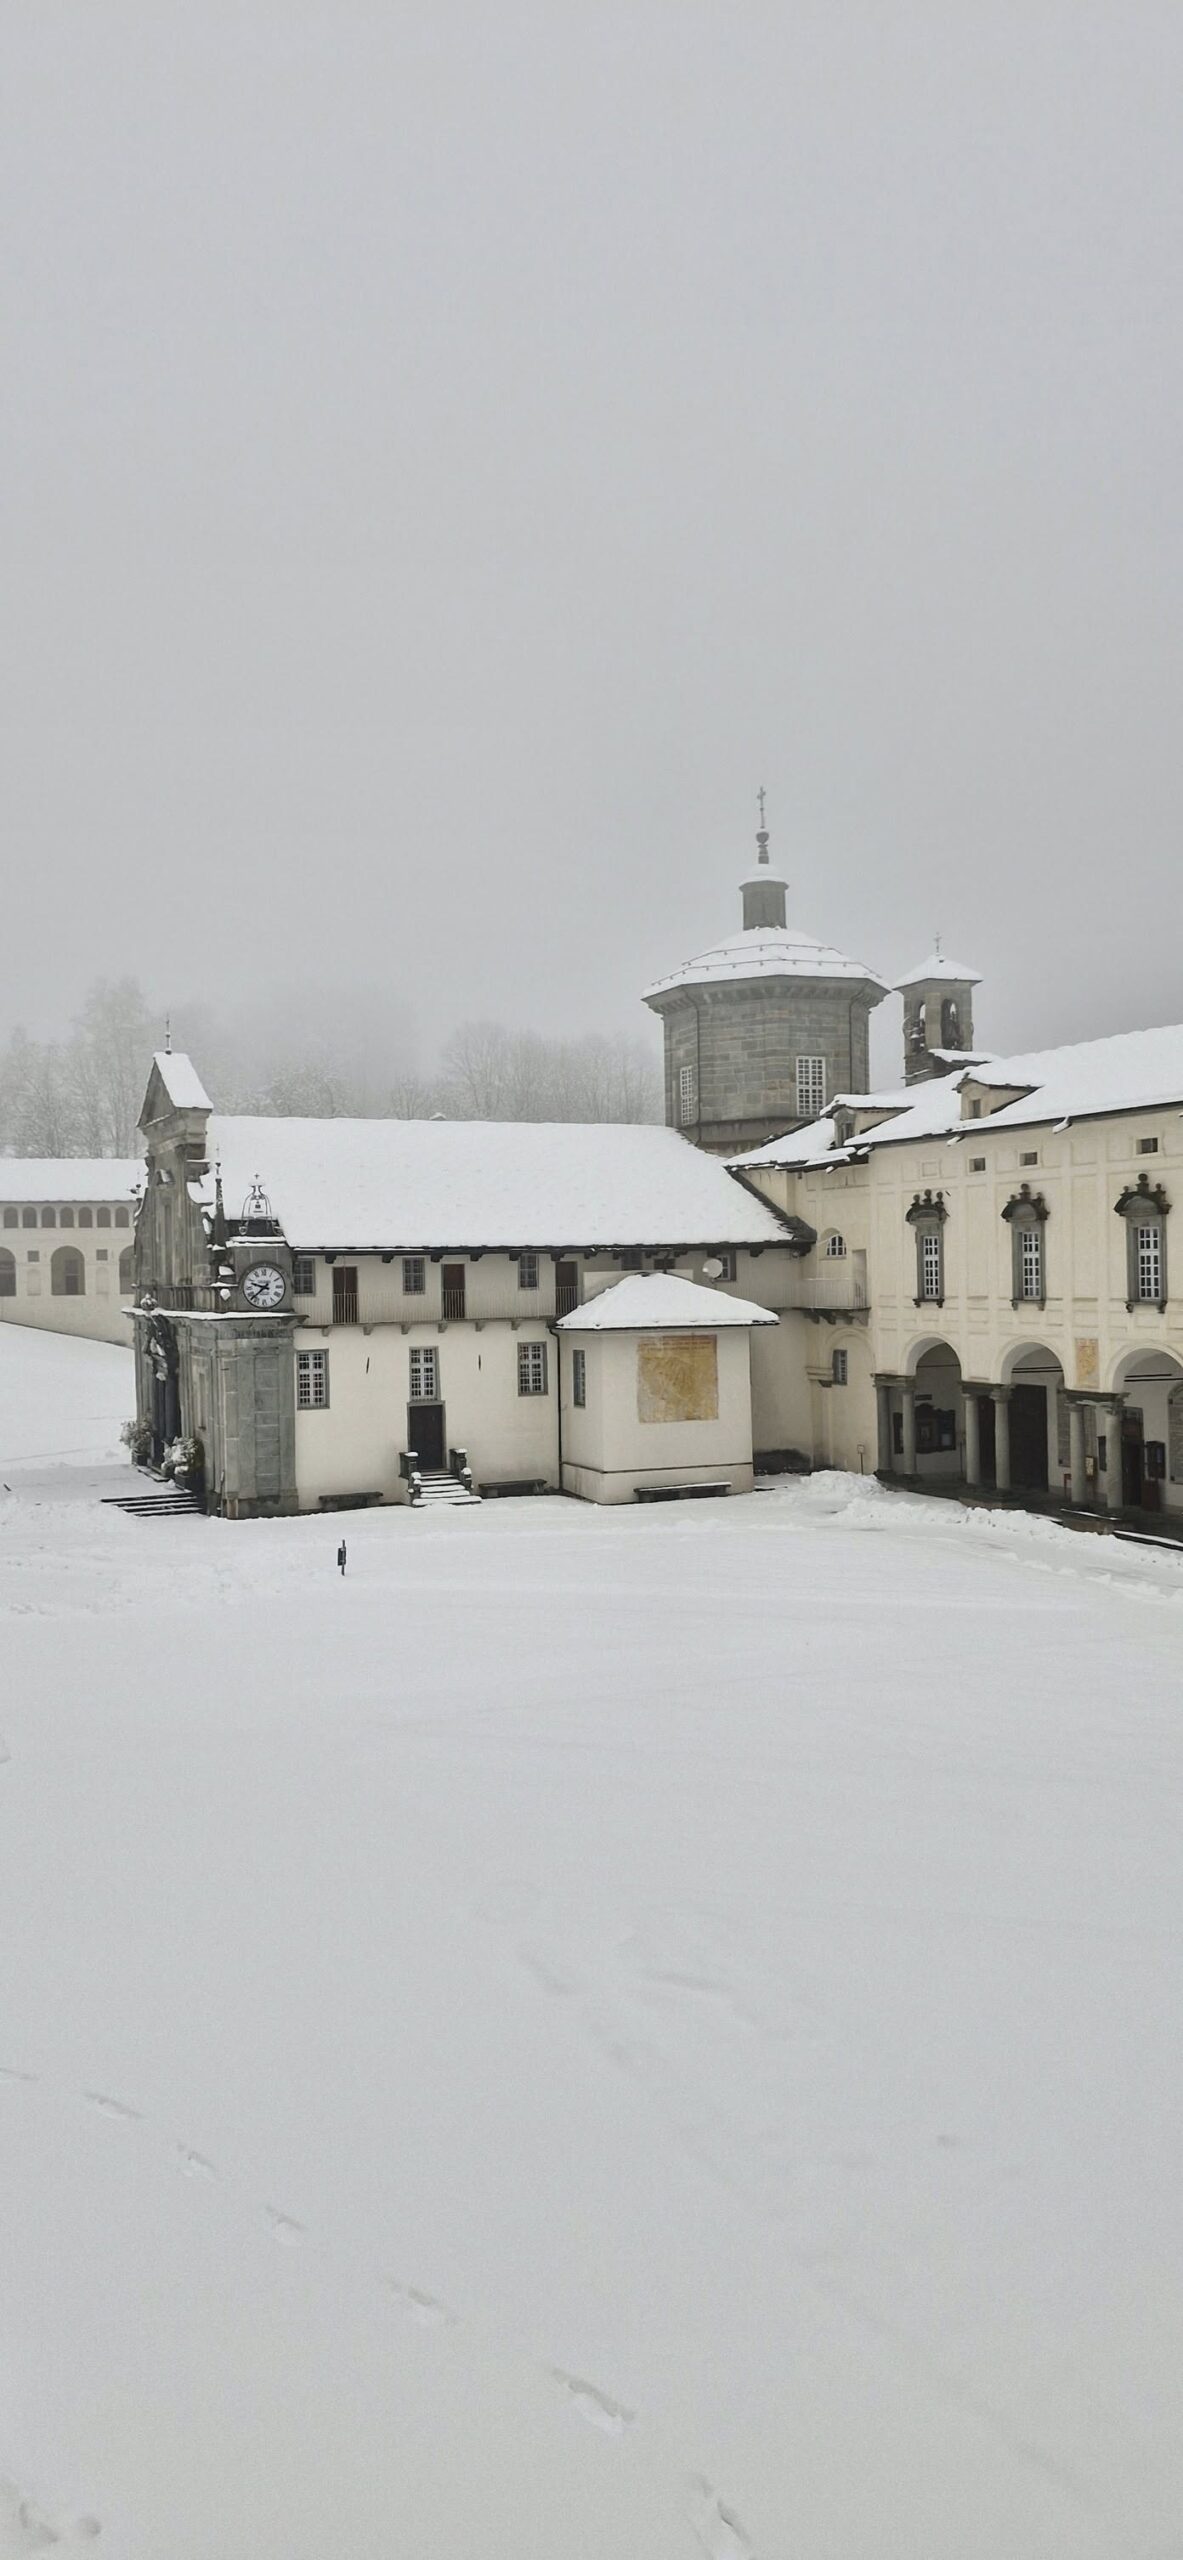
1102, 1397, 1125, 1515
991, 1387, 1012, 1494
900, 1380, 917, 1476
963, 1390, 981, 1488
1067, 1399, 1088, 1507
874, 1376, 894, 1474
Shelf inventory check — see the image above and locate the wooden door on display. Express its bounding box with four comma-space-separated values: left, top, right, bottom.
410, 1403, 446, 1469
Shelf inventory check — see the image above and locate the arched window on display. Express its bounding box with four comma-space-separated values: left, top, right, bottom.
21, 1207, 36, 1229
118, 1247, 134, 1292
0, 1249, 15, 1299
824, 1233, 846, 1258
40, 1207, 56, 1227
50, 1246, 85, 1297
114, 1206, 130, 1228
77, 1207, 92, 1229
59, 1206, 74, 1227
2, 1208, 16, 1228
96, 1206, 111, 1228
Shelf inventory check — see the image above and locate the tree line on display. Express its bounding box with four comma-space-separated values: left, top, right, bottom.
0, 978, 662, 1158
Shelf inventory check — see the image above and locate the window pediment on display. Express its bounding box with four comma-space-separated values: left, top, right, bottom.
906, 1188, 947, 1227
1001, 1182, 1049, 1226
1115, 1172, 1170, 1220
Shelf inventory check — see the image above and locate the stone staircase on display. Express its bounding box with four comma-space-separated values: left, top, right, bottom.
102, 1486, 203, 1521
413, 1470, 482, 1511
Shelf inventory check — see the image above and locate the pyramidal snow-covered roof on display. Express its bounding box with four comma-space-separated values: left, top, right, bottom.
203, 1116, 790, 1253
0, 1158, 141, 1202
643, 926, 889, 1003
895, 951, 982, 989
556, 1272, 777, 1331
729, 1021, 1183, 1170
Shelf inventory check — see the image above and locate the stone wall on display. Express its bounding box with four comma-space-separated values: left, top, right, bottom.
661, 981, 873, 1151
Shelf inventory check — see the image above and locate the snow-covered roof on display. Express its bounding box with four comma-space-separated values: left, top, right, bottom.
729, 1114, 843, 1171
0, 1158, 141, 1202
895, 952, 981, 989
150, 1051, 212, 1112
201, 1116, 791, 1252
556, 1273, 777, 1331
643, 927, 890, 1003
730, 1021, 1183, 1168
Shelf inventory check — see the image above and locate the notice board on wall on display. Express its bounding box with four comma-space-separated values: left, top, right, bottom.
637, 1334, 719, 1424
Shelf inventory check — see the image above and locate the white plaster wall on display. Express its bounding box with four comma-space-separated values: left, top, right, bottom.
560, 1326, 755, 1502
293, 1318, 559, 1509
0, 1220, 134, 1348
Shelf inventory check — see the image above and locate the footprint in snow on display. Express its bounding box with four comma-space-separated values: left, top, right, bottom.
686, 2476, 754, 2560
382, 2280, 457, 2329
84, 2093, 142, 2124
0, 2066, 37, 2086
550, 2370, 634, 2437
0, 2482, 101, 2551
263, 2208, 304, 2247
174, 2146, 217, 2180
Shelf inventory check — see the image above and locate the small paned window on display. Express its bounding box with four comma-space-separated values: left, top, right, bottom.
824, 1234, 846, 1258
0, 1251, 15, 1298
26, 1249, 39, 1263
678, 1064, 697, 1126
920, 1231, 942, 1301
292, 1256, 316, 1296
96, 1248, 108, 1261
296, 1349, 329, 1409
968, 1099, 982, 1119
59, 1206, 74, 1227
114, 1206, 130, 1227
402, 1256, 426, 1295
832, 1348, 848, 1385
796, 1055, 826, 1119
1020, 1151, 1038, 1167
21, 1208, 36, 1228
716, 1250, 737, 1282
2, 1208, 16, 1227
1138, 1137, 1160, 1155
40, 1207, 56, 1227
78, 1208, 92, 1228
1019, 1226, 1044, 1300
1136, 1223, 1163, 1303
96, 1207, 111, 1228
518, 1253, 540, 1291
518, 1340, 548, 1396
118, 1249, 134, 1289
572, 1348, 587, 1407
409, 1346, 439, 1401
970, 1157, 986, 1172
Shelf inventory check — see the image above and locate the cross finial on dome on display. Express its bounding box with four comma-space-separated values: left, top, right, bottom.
756, 784, 769, 866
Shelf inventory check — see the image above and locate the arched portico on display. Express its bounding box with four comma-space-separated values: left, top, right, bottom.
874, 1338, 965, 1479
1108, 1348, 1183, 1515
998, 1341, 1066, 1494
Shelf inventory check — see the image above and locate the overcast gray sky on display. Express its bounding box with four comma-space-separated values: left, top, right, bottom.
3, 1, 1181, 1079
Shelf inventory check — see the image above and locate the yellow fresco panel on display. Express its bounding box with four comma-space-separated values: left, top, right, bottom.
637, 1333, 719, 1424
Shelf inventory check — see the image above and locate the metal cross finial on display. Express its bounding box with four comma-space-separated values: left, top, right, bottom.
757, 785, 766, 830
164, 1014, 171, 1054
934, 930, 942, 961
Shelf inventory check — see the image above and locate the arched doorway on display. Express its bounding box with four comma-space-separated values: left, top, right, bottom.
1001, 1342, 1066, 1494
1111, 1349, 1183, 1516
905, 1338, 964, 1479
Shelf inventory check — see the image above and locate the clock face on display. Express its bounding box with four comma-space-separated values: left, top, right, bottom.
242, 1262, 286, 1310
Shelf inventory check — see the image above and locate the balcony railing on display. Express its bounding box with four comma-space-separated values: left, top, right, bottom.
749, 1267, 869, 1313
332, 1284, 359, 1325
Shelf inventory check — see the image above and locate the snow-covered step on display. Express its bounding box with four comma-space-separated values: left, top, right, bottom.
102, 1489, 202, 1520
414, 1472, 481, 1509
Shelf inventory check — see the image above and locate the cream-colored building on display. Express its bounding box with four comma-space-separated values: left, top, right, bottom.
0, 1162, 140, 1346
555, 1272, 776, 1503
129, 1054, 809, 1516
734, 1010, 1183, 1523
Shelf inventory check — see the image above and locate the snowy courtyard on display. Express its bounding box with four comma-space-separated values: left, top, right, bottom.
3, 1326, 1183, 2557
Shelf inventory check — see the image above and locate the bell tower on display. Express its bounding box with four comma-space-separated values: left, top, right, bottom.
895, 943, 981, 1084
